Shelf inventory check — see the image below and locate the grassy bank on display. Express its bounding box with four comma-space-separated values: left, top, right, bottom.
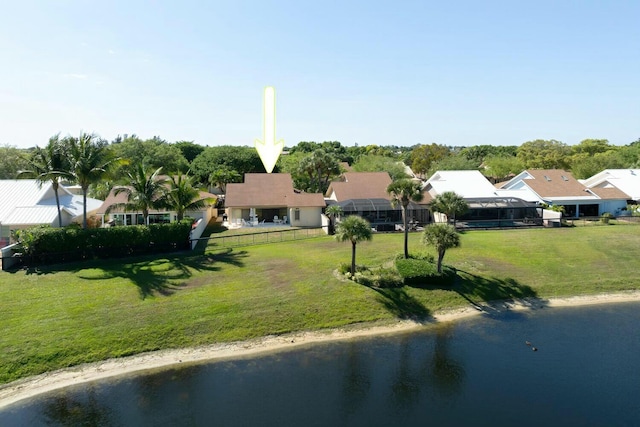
1, 226, 639, 384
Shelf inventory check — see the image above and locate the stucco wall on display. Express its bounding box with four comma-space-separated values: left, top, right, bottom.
289, 207, 322, 228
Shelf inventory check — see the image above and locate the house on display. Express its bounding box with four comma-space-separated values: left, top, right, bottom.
424, 170, 541, 226
0, 180, 103, 248
498, 169, 629, 217
96, 186, 217, 226
580, 169, 640, 211
326, 172, 430, 227
224, 173, 325, 227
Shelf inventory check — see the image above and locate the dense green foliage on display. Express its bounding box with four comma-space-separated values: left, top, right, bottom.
15, 221, 192, 264
395, 258, 456, 286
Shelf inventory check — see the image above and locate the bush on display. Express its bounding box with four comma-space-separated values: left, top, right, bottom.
600, 212, 613, 224
395, 258, 456, 287
15, 220, 193, 265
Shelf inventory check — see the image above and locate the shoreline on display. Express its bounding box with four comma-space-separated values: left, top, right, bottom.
2, 291, 640, 409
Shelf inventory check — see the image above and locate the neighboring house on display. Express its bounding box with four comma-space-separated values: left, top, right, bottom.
580, 169, 640, 209
424, 170, 541, 226
96, 187, 217, 226
326, 172, 430, 227
225, 173, 325, 227
498, 169, 629, 217
0, 180, 103, 248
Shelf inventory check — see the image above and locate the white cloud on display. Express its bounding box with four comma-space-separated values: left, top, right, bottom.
108, 49, 116, 55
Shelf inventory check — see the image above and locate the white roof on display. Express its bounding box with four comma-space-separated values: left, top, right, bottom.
580, 169, 640, 200
0, 180, 103, 226
423, 170, 500, 198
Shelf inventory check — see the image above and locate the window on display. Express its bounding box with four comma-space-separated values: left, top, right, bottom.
294, 208, 300, 221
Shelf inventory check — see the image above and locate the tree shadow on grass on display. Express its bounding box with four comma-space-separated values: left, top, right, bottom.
451, 269, 547, 316
366, 286, 432, 321
73, 248, 247, 299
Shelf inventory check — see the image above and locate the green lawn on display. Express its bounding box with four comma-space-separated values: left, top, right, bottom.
1, 226, 639, 384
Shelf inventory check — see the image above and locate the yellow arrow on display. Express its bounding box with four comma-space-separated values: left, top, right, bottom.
255, 86, 284, 173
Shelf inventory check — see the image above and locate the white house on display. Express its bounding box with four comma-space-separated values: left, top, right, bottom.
498, 169, 629, 217
580, 169, 640, 205
0, 180, 103, 248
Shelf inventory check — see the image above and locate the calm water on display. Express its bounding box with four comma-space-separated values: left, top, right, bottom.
2, 302, 640, 426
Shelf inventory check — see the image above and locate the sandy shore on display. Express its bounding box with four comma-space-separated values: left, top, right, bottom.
2, 291, 640, 409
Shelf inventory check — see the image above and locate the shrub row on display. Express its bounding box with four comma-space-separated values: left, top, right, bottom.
395, 258, 456, 287
15, 221, 193, 265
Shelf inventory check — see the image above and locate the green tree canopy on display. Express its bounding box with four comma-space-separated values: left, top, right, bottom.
482, 155, 524, 182
174, 140, 205, 163
352, 154, 409, 181
387, 179, 424, 259
190, 145, 265, 186
423, 223, 460, 273
111, 136, 188, 175
516, 139, 571, 169
335, 215, 373, 276
0, 145, 30, 179
291, 149, 342, 193
410, 143, 451, 178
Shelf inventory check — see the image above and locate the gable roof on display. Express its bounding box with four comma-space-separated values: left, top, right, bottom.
96, 185, 216, 215
225, 173, 325, 208
498, 169, 629, 202
326, 172, 393, 200
580, 169, 639, 200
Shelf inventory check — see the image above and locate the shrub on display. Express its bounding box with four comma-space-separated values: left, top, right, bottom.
395, 258, 456, 287
600, 212, 613, 224
14, 221, 192, 266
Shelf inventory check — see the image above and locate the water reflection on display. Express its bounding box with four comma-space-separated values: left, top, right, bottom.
42, 388, 114, 426
3, 302, 640, 427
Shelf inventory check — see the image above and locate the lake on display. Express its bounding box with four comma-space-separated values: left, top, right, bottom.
1, 302, 640, 426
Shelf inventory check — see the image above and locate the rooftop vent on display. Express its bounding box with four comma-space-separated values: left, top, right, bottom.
544, 175, 551, 181
561, 175, 569, 181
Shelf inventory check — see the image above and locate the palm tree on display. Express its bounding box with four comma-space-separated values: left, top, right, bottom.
325, 204, 343, 235
422, 223, 460, 273
110, 164, 168, 226
387, 179, 424, 258
19, 135, 71, 227
166, 174, 216, 221
335, 215, 373, 276
430, 191, 468, 225
66, 133, 120, 228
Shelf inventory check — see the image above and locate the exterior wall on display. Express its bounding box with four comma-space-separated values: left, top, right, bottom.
288, 207, 322, 228
600, 200, 627, 216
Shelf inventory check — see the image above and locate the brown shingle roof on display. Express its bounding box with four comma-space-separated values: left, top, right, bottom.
587, 186, 630, 200
523, 170, 590, 198
326, 172, 393, 200
225, 173, 325, 208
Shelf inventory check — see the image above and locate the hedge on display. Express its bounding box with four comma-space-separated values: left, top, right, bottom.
14, 221, 193, 266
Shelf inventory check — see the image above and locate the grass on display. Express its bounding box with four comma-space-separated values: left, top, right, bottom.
1, 226, 639, 385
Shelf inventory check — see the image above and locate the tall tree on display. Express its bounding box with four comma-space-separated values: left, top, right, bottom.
387, 179, 424, 259
430, 191, 468, 225
67, 133, 119, 228
19, 135, 71, 227
516, 139, 571, 169
174, 140, 205, 163
166, 174, 215, 221
422, 223, 460, 273
190, 145, 265, 186
410, 143, 450, 178
335, 215, 373, 276
294, 149, 342, 193
208, 166, 242, 193
110, 165, 168, 225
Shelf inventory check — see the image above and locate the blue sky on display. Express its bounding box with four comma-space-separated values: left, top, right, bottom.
1, 1, 638, 149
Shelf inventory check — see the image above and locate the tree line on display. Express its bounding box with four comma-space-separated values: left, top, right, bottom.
4, 133, 640, 214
